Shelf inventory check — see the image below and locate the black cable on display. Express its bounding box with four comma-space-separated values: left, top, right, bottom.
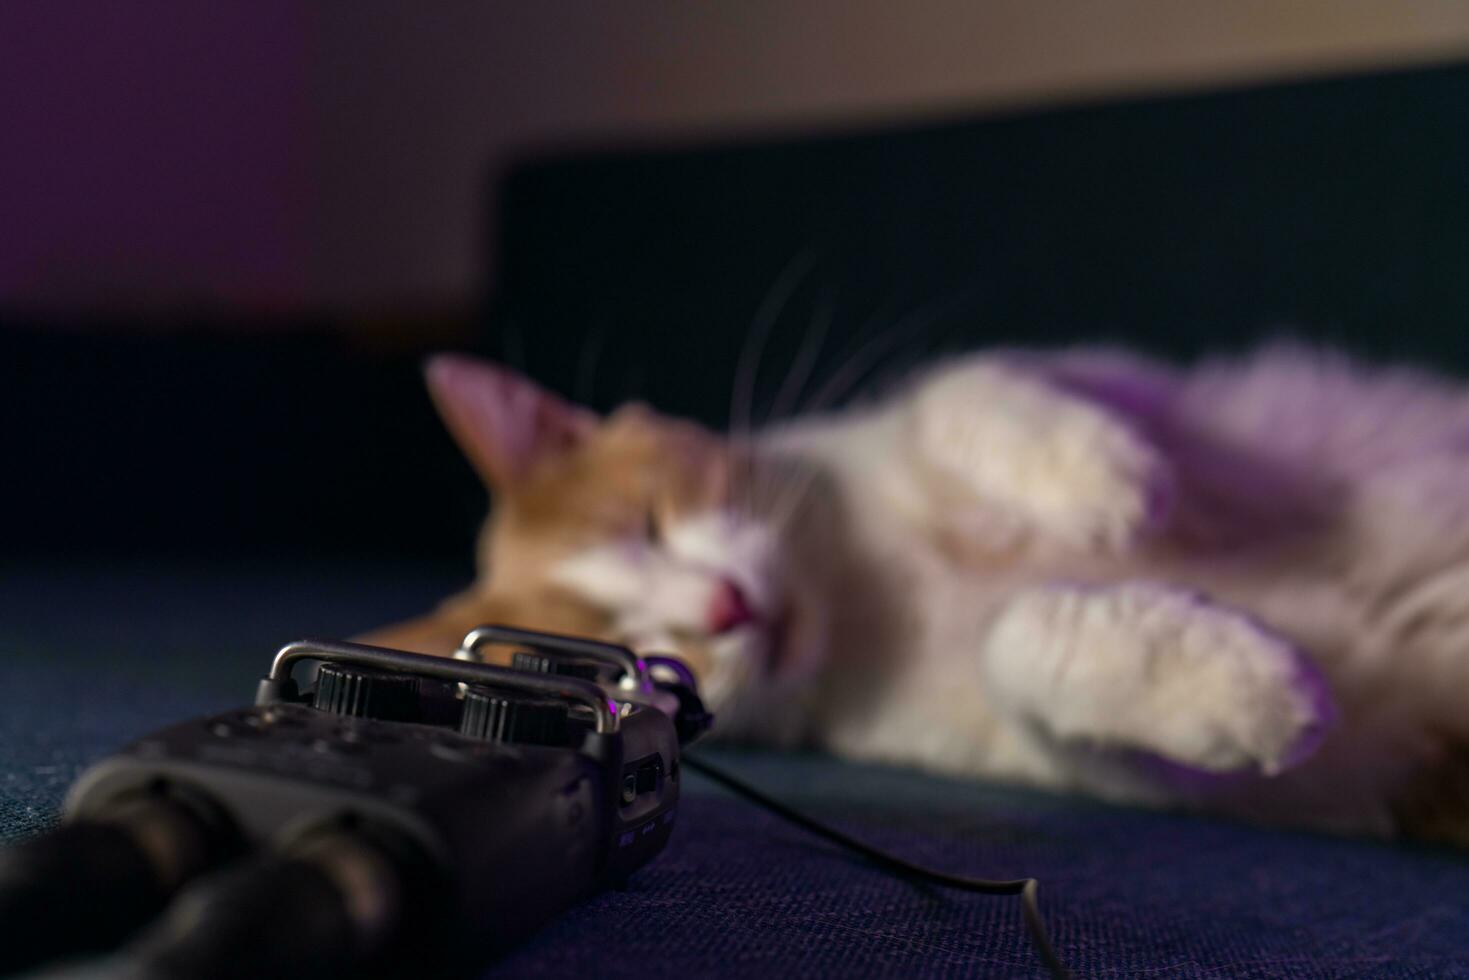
683, 754, 1070, 979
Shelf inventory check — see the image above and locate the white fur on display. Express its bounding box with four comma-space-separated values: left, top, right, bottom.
909, 361, 1173, 552
980, 583, 1330, 776
557, 346, 1469, 838
551, 514, 783, 712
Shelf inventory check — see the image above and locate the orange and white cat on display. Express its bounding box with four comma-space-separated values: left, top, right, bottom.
368, 346, 1469, 845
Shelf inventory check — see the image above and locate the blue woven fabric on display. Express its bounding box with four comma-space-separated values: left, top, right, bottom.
3, 563, 1467, 977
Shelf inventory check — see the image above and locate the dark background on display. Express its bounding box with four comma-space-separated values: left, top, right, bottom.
5, 61, 1469, 565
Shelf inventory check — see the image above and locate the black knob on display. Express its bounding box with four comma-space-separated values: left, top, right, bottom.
459, 686, 569, 746
311, 664, 420, 722
510, 650, 606, 682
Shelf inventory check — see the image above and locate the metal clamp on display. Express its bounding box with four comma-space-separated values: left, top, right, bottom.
456, 625, 650, 692
264, 638, 620, 734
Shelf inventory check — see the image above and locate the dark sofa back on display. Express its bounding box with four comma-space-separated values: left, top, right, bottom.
7, 61, 1469, 560
494, 61, 1469, 426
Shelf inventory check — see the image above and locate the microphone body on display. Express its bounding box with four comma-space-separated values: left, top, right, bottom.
3, 630, 706, 978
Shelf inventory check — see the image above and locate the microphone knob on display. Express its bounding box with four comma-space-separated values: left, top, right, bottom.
311, 664, 420, 722
509, 650, 607, 682
459, 686, 569, 746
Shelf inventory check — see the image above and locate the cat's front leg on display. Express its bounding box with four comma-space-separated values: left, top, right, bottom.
979, 583, 1335, 775
908, 360, 1173, 553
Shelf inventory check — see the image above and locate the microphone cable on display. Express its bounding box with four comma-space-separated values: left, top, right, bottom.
683, 754, 1070, 979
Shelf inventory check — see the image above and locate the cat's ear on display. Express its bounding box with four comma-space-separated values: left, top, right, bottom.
424, 354, 597, 488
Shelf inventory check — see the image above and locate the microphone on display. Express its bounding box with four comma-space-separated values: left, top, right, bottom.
0, 789, 235, 976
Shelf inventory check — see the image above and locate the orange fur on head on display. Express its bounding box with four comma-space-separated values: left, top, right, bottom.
362, 357, 733, 680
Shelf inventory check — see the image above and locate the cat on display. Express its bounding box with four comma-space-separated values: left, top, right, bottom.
364, 345, 1469, 846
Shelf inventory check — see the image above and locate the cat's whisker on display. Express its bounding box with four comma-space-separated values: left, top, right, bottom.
867, 319, 977, 404
797, 290, 972, 419
733, 447, 811, 533
765, 462, 823, 533
730, 250, 818, 518
748, 289, 837, 513
766, 288, 837, 430
743, 295, 969, 525
729, 433, 763, 527
744, 291, 911, 519
731, 445, 758, 528
716, 443, 763, 537
740, 309, 925, 525
729, 249, 817, 441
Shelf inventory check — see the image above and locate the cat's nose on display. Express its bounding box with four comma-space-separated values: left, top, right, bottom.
706, 578, 755, 634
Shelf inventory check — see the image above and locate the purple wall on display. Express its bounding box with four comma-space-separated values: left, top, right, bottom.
0, 2, 312, 315
5, 3, 1460, 321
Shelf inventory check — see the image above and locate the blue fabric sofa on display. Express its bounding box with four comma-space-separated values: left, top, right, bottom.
3, 563, 1465, 977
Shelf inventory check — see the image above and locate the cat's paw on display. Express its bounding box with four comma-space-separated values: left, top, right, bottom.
911, 362, 1173, 553
984, 584, 1335, 775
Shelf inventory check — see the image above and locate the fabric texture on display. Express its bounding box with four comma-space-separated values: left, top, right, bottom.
2, 563, 1466, 978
